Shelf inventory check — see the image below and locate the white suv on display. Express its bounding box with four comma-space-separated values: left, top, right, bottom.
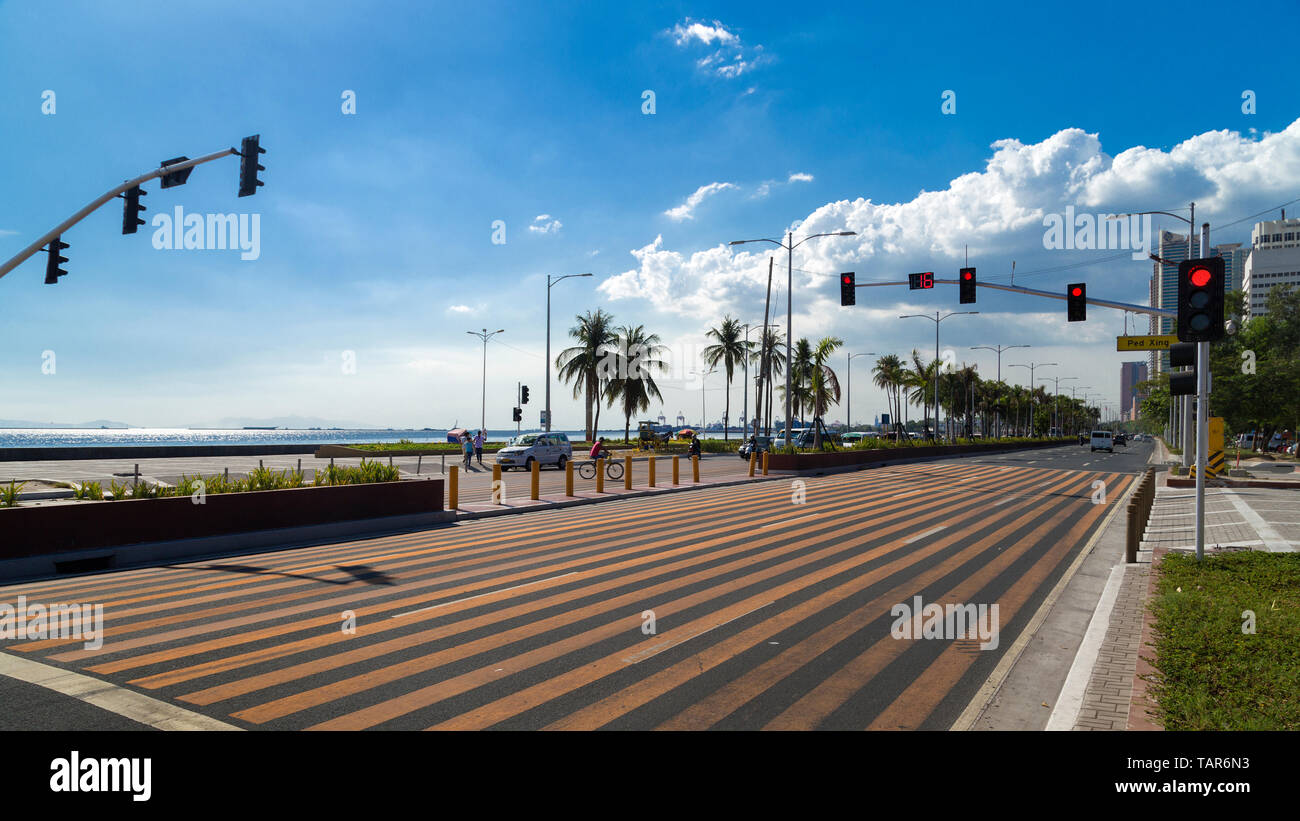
496, 433, 573, 470
1089, 430, 1113, 453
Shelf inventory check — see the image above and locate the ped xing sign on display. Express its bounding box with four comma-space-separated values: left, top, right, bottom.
1116, 334, 1179, 351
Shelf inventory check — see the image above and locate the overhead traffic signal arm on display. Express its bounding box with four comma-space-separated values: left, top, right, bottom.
0, 136, 265, 285
852, 276, 1176, 320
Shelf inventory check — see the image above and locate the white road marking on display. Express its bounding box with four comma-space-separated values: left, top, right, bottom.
992, 497, 1016, 506
762, 514, 816, 528
392, 572, 577, 617
904, 526, 947, 544
1047, 563, 1128, 731
0, 651, 240, 730
623, 602, 774, 664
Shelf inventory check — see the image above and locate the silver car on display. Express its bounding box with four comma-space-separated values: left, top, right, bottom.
495, 433, 573, 470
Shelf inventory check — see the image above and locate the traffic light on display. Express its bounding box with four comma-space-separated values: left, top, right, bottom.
238, 134, 266, 197
1067, 283, 1086, 322
44, 236, 69, 284
122, 185, 147, 234
520, 385, 530, 404
512, 407, 522, 422
159, 157, 193, 188
1168, 342, 1197, 395
959, 267, 976, 304
840, 272, 855, 306
1177, 257, 1225, 342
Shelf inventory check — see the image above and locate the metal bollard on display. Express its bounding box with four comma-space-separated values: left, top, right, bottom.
596, 458, 605, 493
692, 454, 700, 483
624, 454, 632, 490
449, 465, 458, 510
749, 452, 756, 477
762, 451, 769, 475
531, 459, 540, 500
672, 455, 680, 485
648, 455, 656, 487
1126, 501, 1138, 563
565, 459, 574, 496
493, 463, 502, 504
417, 454, 422, 475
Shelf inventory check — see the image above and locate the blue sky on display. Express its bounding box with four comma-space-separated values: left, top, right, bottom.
2, 0, 1298, 429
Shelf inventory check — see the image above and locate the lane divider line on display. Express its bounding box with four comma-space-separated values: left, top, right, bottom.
623, 602, 774, 665
391, 573, 578, 618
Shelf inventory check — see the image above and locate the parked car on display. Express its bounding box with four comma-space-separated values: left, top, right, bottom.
772, 428, 809, 449
738, 436, 772, 460
1090, 430, 1114, 453
495, 432, 573, 470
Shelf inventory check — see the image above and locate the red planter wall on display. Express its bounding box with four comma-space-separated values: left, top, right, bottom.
0, 480, 444, 560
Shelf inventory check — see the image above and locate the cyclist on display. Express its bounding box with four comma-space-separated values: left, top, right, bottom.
590, 437, 611, 462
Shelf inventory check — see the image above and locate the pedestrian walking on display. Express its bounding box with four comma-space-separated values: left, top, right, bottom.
461, 432, 473, 469
474, 429, 485, 465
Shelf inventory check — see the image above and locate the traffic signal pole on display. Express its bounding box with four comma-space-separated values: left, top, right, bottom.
0, 147, 241, 282
1195, 226, 1210, 560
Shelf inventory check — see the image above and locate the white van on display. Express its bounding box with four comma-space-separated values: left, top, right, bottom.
495, 432, 573, 470
1090, 430, 1113, 453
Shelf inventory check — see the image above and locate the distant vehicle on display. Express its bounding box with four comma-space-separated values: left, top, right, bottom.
738, 436, 772, 460
773, 428, 809, 449
495, 432, 572, 470
842, 432, 880, 446
1090, 430, 1114, 453
637, 421, 673, 447
1114, 432, 1127, 446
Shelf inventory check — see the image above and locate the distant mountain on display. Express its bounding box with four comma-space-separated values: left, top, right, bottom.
0, 419, 132, 428
193, 415, 393, 430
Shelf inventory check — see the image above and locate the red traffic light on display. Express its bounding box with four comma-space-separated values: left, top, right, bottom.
963, 271, 972, 280
842, 275, 851, 284
1071, 286, 1082, 297
1189, 266, 1211, 287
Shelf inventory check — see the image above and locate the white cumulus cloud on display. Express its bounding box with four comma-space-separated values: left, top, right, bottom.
528, 215, 563, 235
668, 18, 768, 79
664, 182, 737, 222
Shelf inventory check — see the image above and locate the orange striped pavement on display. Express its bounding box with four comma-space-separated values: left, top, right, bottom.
0, 457, 1133, 730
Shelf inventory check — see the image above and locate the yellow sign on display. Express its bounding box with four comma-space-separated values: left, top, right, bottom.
1116, 335, 1180, 351
1209, 417, 1223, 452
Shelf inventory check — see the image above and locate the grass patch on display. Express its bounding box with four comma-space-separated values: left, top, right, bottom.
1148, 551, 1300, 730
0, 480, 26, 507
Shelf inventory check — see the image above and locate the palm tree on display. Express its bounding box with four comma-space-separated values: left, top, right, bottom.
702, 315, 753, 441
809, 336, 844, 448
603, 325, 668, 443
555, 309, 616, 442
757, 327, 786, 436
906, 349, 939, 440
789, 338, 815, 426
873, 354, 906, 439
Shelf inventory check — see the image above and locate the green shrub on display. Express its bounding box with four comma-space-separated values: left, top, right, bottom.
0, 480, 26, 508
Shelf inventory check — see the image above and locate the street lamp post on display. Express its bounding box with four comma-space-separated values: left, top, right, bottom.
899, 311, 979, 442
846, 352, 877, 432
740, 319, 770, 437
970, 344, 1029, 439
1070, 385, 1093, 434
690, 368, 716, 430
730, 230, 857, 445
467, 328, 506, 435
1008, 361, 1056, 436
545, 272, 593, 432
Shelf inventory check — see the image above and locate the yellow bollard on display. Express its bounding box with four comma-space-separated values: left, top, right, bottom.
448, 465, 458, 510
530, 459, 540, 500
624, 454, 632, 490
762, 451, 769, 475
648, 455, 656, 487
749, 451, 756, 477
692, 454, 700, 483
672, 455, 680, 485
493, 464, 502, 505
596, 458, 605, 493
565, 459, 574, 496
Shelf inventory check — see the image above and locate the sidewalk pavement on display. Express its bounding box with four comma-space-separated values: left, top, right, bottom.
1045, 449, 1299, 732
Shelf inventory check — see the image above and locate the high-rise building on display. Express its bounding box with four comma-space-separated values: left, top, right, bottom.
1149, 231, 1245, 374
1120, 361, 1148, 422
1243, 216, 1300, 320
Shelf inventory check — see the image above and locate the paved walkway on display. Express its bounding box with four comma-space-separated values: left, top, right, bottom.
1065, 462, 1300, 731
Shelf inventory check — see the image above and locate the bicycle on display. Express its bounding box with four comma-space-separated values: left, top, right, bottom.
577, 458, 624, 480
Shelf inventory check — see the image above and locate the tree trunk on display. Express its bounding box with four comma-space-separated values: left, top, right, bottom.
723, 376, 731, 441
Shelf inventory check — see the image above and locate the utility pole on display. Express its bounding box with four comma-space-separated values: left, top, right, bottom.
467, 328, 505, 436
